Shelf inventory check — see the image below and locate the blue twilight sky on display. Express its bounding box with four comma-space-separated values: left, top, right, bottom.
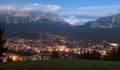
0, 0, 120, 25
1, 0, 120, 7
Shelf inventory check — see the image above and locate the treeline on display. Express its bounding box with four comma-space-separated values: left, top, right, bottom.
51, 45, 120, 61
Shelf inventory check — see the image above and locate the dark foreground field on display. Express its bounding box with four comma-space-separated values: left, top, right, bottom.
0, 59, 120, 70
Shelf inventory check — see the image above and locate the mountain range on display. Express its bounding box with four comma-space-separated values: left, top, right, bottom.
0, 11, 120, 43
74, 13, 120, 42
0, 11, 73, 39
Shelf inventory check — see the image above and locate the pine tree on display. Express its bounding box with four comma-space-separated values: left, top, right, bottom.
0, 24, 6, 62
109, 45, 120, 61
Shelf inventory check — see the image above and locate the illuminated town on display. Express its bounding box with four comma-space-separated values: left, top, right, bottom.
1, 37, 119, 62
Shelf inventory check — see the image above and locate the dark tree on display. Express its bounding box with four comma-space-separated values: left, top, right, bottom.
0, 24, 6, 62
51, 49, 60, 59
91, 50, 100, 60
85, 50, 91, 59
109, 45, 120, 61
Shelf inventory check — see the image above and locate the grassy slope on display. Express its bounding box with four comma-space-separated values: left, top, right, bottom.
0, 59, 120, 70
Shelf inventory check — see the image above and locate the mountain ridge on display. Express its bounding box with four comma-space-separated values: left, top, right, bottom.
85, 13, 120, 28
0, 11, 68, 24
0, 11, 73, 39
1, 11, 120, 43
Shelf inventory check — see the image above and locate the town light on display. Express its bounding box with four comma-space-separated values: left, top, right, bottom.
11, 55, 22, 62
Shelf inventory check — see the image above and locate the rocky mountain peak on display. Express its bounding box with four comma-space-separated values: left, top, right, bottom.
0, 10, 66, 24
85, 13, 120, 28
